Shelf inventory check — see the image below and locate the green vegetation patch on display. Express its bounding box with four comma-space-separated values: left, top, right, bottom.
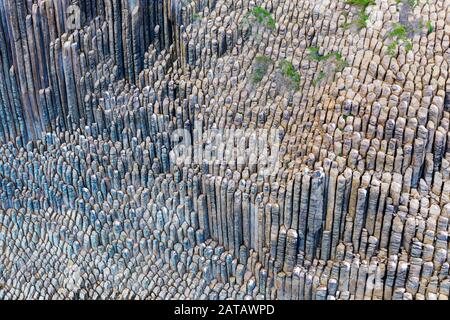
279, 59, 301, 89
426, 21, 433, 33
343, 0, 375, 30
386, 23, 413, 56
251, 55, 273, 84
387, 1, 433, 56
307, 47, 348, 85
312, 71, 327, 86
249, 7, 276, 30
242, 6, 276, 34
346, 0, 375, 7
192, 13, 202, 21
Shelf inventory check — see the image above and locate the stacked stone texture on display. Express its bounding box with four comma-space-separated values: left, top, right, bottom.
0, 0, 449, 300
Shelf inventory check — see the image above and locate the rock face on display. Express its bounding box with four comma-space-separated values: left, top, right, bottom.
0, 0, 449, 300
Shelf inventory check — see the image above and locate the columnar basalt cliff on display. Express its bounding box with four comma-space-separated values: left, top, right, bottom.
0, 0, 449, 300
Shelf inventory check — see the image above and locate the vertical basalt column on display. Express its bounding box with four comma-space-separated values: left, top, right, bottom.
264, 203, 272, 260
113, 0, 124, 79
71, 40, 84, 121
197, 194, 210, 239
242, 191, 251, 249
0, 47, 17, 141
131, 5, 144, 83
233, 189, 243, 258
162, 0, 170, 50
365, 181, 380, 237
226, 179, 235, 253
38, 89, 50, 132
290, 173, 301, 231
352, 188, 368, 252
270, 201, 280, 258
54, 38, 69, 131
297, 171, 310, 254
9, 67, 28, 143
122, 1, 133, 82
283, 229, 298, 273
5, 0, 39, 140
411, 137, 426, 188
305, 170, 324, 261
216, 176, 226, 246
330, 174, 346, 258
275, 225, 287, 272
155, 0, 163, 49
32, 4, 49, 96
62, 41, 79, 129
282, 180, 292, 228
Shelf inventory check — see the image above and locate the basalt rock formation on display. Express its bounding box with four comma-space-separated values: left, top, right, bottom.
0, 0, 449, 300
